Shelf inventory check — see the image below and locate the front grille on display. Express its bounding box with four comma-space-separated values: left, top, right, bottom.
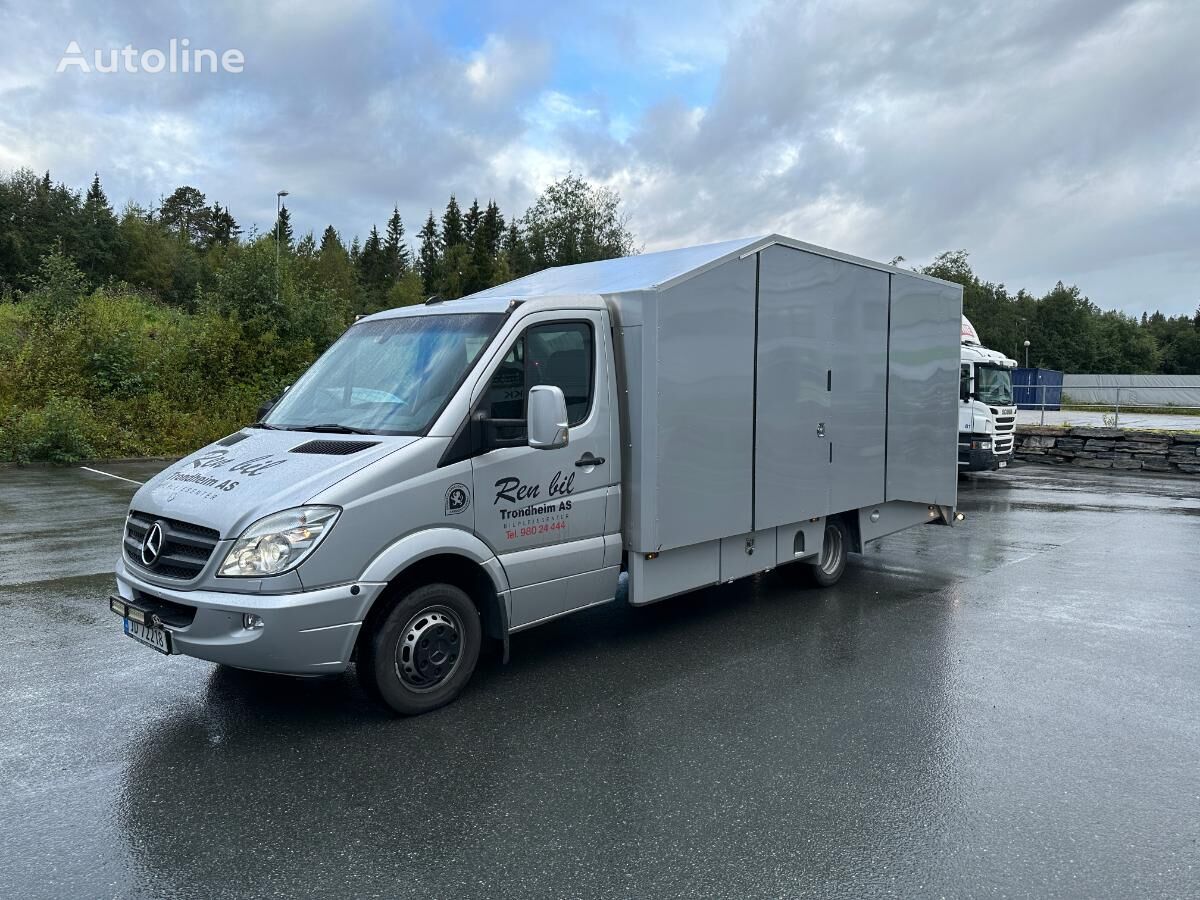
124, 511, 221, 580
994, 435, 1014, 454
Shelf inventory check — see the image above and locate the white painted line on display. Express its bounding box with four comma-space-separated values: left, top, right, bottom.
79, 466, 144, 486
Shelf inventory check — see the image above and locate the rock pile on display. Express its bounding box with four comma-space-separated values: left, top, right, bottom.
1014, 426, 1200, 475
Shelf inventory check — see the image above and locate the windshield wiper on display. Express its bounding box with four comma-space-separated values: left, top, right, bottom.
247, 422, 280, 430
286, 423, 376, 435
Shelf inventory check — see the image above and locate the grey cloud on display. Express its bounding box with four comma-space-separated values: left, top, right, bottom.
0, 0, 1197, 315
0, 0, 551, 237
600, 0, 1200, 314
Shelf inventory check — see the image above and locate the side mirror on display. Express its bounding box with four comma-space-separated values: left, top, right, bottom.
527, 385, 569, 450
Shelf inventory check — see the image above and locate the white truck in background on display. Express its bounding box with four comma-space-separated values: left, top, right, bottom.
959, 316, 1017, 471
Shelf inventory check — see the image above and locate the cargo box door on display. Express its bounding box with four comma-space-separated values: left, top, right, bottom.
754, 245, 889, 527
753, 245, 833, 526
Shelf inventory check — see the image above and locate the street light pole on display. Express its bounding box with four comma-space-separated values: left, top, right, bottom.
1023, 339, 1030, 368
275, 190, 289, 303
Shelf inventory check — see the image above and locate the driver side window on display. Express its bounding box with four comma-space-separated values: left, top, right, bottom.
482, 321, 594, 440
960, 363, 971, 402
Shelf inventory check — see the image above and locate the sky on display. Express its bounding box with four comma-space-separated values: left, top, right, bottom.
0, 0, 1197, 317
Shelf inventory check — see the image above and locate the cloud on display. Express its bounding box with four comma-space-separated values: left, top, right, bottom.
0, 0, 1196, 314
464, 34, 551, 103
597, 0, 1200, 314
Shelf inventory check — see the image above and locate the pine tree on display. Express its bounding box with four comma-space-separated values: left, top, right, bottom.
315, 225, 357, 312
319, 225, 342, 255
468, 199, 505, 293
273, 205, 294, 250
502, 222, 531, 278
205, 204, 240, 247
481, 201, 504, 258
418, 211, 439, 295
464, 198, 482, 245
79, 173, 120, 282
357, 225, 389, 310
441, 195, 464, 249
384, 206, 410, 280
85, 173, 108, 209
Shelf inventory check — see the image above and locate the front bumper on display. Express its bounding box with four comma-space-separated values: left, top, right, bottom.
958, 434, 999, 472
114, 558, 386, 675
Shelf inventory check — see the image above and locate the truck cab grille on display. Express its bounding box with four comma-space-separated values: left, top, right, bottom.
124, 511, 221, 580
989, 407, 1016, 456
990, 409, 1016, 430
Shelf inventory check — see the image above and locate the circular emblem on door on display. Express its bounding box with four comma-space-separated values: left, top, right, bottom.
141, 521, 166, 567
445, 483, 471, 516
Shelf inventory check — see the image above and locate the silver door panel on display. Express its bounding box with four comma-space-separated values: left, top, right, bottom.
509, 565, 622, 630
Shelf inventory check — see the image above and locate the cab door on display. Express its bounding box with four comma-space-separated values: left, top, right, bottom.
468, 310, 618, 628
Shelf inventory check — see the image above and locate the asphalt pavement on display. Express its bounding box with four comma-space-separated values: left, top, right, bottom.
0, 462, 1197, 899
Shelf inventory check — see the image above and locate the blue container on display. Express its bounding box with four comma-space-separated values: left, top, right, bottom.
1012, 368, 1063, 410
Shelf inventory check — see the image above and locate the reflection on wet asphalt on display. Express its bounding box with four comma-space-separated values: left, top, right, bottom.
0, 463, 1197, 898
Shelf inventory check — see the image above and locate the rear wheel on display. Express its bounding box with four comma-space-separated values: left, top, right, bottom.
806, 518, 849, 587
358, 583, 481, 716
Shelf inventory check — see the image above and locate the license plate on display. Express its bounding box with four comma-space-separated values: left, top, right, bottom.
998, 461, 1008, 468
123, 618, 172, 654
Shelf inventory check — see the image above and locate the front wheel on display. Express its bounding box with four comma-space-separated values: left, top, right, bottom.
806, 518, 850, 587
358, 583, 481, 716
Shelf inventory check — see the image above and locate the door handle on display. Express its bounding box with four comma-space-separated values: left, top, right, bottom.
575, 454, 605, 467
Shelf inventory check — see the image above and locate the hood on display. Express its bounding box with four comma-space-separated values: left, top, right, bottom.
130, 430, 419, 538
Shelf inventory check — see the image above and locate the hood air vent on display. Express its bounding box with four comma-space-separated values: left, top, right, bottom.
290, 439, 380, 455
217, 432, 250, 447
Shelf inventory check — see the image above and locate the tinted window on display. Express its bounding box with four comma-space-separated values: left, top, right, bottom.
484, 322, 594, 434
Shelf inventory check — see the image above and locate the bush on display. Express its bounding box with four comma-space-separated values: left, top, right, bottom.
0, 395, 99, 463
0, 266, 335, 464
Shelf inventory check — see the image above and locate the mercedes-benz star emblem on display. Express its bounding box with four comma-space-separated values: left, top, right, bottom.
141, 522, 165, 567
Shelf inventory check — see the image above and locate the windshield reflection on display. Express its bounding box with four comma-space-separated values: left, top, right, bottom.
975, 365, 1013, 405
266, 313, 503, 435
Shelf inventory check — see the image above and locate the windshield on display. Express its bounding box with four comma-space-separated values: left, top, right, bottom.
975, 364, 1013, 405
265, 313, 504, 435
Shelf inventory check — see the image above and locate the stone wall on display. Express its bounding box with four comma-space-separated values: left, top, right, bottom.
1014, 426, 1200, 475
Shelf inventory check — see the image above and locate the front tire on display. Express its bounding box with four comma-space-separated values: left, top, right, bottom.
358, 583, 481, 716
806, 518, 849, 587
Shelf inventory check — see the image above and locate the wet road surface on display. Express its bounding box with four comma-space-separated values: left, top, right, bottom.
1, 463, 1197, 898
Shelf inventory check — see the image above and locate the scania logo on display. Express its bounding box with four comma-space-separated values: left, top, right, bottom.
141, 522, 166, 567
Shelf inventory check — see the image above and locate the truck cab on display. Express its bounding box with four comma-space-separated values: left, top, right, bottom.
958, 316, 1017, 471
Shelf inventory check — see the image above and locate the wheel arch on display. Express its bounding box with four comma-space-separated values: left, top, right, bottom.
358, 530, 511, 662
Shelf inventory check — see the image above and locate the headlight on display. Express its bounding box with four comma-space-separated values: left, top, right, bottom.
218, 506, 340, 577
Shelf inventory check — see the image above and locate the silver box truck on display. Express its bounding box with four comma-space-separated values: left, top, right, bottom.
109, 235, 962, 714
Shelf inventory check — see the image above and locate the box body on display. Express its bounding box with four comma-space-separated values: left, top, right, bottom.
607, 240, 960, 555
470, 234, 962, 599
